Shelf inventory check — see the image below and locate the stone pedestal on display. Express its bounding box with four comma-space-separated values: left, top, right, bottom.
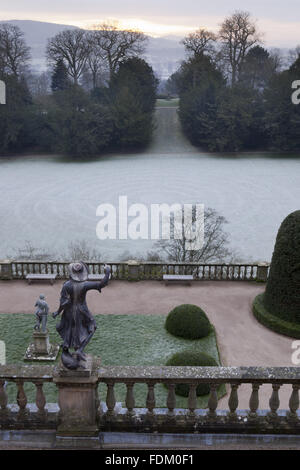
33, 330, 51, 355
127, 260, 140, 281
0, 260, 12, 280
257, 262, 269, 282
24, 330, 60, 362
53, 355, 100, 446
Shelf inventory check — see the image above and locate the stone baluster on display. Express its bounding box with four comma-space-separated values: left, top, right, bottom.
146, 382, 156, 418
95, 386, 103, 420
125, 382, 135, 418
207, 384, 218, 420
238, 265, 241, 280
228, 383, 239, 421
248, 383, 260, 421
287, 385, 300, 423
267, 384, 281, 422
0, 379, 8, 417
187, 383, 197, 419
167, 384, 176, 419
16, 380, 29, 419
33, 381, 47, 419
105, 381, 116, 419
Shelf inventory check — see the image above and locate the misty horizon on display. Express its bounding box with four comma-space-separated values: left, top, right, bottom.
1, 0, 300, 47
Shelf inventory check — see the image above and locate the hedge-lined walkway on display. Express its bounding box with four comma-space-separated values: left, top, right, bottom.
0, 280, 295, 409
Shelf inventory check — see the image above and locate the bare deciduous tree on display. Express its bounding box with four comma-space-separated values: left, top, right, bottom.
219, 11, 262, 84
46, 29, 91, 84
9, 239, 102, 262
90, 22, 148, 76
26, 70, 51, 99
66, 240, 102, 262
155, 208, 232, 263
287, 45, 300, 68
182, 29, 217, 57
87, 52, 105, 88
9, 240, 52, 261
268, 48, 284, 74
0, 23, 31, 76
84, 32, 109, 89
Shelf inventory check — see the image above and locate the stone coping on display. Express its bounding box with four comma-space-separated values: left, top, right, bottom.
0, 364, 54, 379
98, 365, 300, 382
2, 364, 300, 382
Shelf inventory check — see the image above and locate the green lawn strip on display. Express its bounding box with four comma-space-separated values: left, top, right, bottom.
156, 99, 179, 108
0, 314, 225, 408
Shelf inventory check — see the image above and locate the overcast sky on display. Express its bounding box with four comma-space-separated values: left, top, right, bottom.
1, 0, 300, 47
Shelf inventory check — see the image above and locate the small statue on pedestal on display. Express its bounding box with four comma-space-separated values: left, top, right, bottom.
34, 294, 49, 333
24, 294, 59, 362
53, 262, 111, 371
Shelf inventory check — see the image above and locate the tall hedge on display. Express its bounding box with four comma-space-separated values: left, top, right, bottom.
264, 210, 300, 323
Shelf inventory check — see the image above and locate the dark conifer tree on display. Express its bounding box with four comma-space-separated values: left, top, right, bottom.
51, 59, 70, 92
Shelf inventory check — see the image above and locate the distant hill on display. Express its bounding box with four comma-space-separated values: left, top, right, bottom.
1, 20, 185, 78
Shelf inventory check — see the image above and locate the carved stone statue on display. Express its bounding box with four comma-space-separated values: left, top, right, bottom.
34, 294, 49, 333
53, 262, 111, 370
24, 293, 59, 362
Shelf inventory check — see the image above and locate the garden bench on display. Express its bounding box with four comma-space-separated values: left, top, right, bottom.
163, 274, 194, 286
26, 274, 57, 285
88, 274, 112, 281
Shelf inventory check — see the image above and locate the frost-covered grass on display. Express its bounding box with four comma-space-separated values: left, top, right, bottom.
156, 98, 179, 107
0, 314, 225, 408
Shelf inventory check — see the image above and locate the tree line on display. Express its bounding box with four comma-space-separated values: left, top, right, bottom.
1, 14, 300, 156
0, 22, 158, 156
165, 11, 300, 152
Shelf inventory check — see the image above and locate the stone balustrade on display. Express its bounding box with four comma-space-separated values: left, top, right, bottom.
0, 364, 57, 430
0, 260, 270, 282
1, 364, 300, 435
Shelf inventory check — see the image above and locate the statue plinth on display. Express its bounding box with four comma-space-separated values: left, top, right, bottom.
53, 355, 101, 446
57, 353, 96, 377
24, 329, 60, 362
33, 330, 51, 355
127, 259, 140, 281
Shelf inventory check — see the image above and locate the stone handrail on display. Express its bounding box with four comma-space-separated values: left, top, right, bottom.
0, 260, 270, 282
98, 365, 300, 383
1, 365, 299, 435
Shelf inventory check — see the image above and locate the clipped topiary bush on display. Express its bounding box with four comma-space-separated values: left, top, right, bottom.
253, 210, 300, 337
165, 304, 211, 339
166, 350, 218, 396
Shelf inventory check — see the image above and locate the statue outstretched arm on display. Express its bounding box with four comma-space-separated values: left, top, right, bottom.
85, 265, 111, 292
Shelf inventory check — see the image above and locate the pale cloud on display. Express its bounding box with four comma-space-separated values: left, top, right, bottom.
0, 0, 300, 46
84, 15, 224, 37
258, 18, 300, 47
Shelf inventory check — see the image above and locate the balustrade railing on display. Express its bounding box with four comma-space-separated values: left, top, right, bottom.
1, 365, 299, 434
97, 366, 300, 433
5, 261, 269, 282
0, 365, 57, 429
